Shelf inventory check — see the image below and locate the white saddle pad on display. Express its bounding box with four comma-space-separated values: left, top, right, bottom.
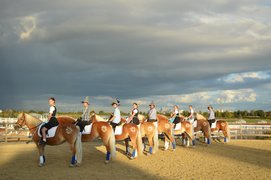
115, 125, 123, 135
38, 124, 58, 138
175, 123, 182, 130
211, 121, 217, 128
193, 120, 197, 128
82, 124, 93, 134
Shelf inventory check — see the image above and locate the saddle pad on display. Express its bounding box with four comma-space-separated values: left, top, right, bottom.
82, 124, 93, 134
193, 120, 197, 128
211, 121, 217, 128
175, 123, 182, 130
115, 125, 123, 135
38, 124, 58, 138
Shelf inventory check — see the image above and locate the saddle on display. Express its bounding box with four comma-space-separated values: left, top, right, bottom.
38, 123, 58, 138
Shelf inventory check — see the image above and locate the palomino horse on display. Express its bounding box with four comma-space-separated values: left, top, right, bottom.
94, 114, 142, 159
156, 114, 176, 151
15, 113, 82, 167
180, 114, 211, 145
169, 116, 195, 147
80, 114, 116, 163
196, 114, 230, 142
138, 114, 158, 154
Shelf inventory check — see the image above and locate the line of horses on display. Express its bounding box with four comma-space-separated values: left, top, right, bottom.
15, 112, 230, 167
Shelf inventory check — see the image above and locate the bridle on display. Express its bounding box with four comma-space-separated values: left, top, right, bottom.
18, 113, 43, 131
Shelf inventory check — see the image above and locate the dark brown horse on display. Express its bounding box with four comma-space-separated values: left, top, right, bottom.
15, 113, 82, 167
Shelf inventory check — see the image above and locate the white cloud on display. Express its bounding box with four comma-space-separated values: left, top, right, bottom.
18, 16, 37, 40
218, 71, 270, 83
216, 89, 256, 103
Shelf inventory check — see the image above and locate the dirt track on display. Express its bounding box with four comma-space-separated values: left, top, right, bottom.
0, 140, 270, 180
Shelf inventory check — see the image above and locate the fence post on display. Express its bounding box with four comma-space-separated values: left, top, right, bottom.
5, 120, 8, 143
240, 124, 242, 139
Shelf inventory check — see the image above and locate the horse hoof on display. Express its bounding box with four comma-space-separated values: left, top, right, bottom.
38, 163, 45, 167
104, 160, 109, 164
69, 164, 76, 168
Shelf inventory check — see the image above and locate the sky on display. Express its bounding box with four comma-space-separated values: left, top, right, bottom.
0, 0, 271, 113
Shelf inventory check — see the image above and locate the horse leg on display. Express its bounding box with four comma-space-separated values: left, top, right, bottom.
165, 131, 176, 150
203, 127, 211, 145
222, 129, 228, 143
147, 135, 154, 155
164, 138, 169, 151
100, 130, 114, 164
130, 132, 139, 159
38, 144, 45, 167
142, 137, 147, 152
182, 133, 187, 146
124, 138, 130, 155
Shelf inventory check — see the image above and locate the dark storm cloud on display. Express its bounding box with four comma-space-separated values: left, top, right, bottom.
0, 0, 271, 111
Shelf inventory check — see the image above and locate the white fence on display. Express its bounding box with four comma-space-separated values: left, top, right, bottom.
229, 124, 271, 139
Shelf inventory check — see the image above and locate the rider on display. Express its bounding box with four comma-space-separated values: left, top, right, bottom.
125, 102, 140, 155
187, 105, 195, 124
76, 96, 91, 132
39, 97, 59, 145
108, 99, 121, 131
208, 105, 216, 128
127, 103, 140, 125
148, 101, 157, 122
170, 105, 180, 128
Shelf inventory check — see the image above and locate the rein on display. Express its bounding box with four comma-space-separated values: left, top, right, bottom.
28, 122, 43, 131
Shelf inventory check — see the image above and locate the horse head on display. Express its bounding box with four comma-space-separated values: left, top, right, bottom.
14, 113, 26, 130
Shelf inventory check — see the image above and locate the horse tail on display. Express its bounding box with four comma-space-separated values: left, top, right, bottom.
75, 127, 83, 164
225, 122, 231, 142
153, 123, 159, 153
136, 127, 143, 156
109, 127, 116, 160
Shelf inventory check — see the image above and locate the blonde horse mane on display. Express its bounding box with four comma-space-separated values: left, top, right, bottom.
23, 113, 43, 125
196, 113, 207, 121
91, 113, 108, 122
138, 114, 146, 122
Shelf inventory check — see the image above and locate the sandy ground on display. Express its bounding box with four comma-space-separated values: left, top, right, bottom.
0, 139, 270, 180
